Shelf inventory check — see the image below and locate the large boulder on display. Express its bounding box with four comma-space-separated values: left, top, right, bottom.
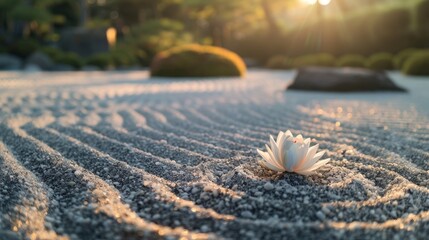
289, 67, 406, 92
26, 52, 54, 70
0, 54, 22, 70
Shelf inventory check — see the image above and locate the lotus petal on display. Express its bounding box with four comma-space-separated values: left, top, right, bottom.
257, 130, 330, 175
298, 151, 326, 172
296, 159, 330, 175
294, 144, 319, 171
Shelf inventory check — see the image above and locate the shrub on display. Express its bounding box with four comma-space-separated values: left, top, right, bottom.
265, 55, 293, 69
337, 55, 366, 68
150, 44, 246, 77
41, 46, 63, 60
0, 45, 6, 53
41, 47, 84, 69
86, 53, 112, 69
293, 53, 336, 68
8, 38, 40, 58
402, 51, 429, 76
55, 52, 84, 69
394, 48, 419, 69
85, 47, 138, 69
366, 53, 394, 70
109, 46, 138, 67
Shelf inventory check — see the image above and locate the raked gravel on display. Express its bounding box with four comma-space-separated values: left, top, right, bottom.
0, 70, 428, 240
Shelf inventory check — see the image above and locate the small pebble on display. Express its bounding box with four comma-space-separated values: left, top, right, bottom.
264, 182, 274, 191
316, 211, 326, 221
241, 211, 253, 218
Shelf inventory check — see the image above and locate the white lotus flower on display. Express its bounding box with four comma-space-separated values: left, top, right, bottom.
257, 130, 330, 175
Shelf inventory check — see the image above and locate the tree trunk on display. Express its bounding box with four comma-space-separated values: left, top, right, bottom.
79, 0, 88, 27
261, 0, 279, 35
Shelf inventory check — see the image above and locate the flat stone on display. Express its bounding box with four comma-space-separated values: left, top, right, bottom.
288, 67, 406, 92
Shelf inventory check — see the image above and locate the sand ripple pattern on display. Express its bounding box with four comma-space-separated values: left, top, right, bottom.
0, 70, 428, 240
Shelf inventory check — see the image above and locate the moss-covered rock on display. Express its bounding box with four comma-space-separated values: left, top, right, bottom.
150, 44, 246, 77
337, 54, 366, 68
366, 53, 394, 70
402, 51, 429, 76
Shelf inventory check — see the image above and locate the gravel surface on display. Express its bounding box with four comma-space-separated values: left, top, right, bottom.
0, 70, 428, 240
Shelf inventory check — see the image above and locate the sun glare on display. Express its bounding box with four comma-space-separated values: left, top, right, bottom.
318, 0, 332, 6
302, 0, 317, 4
301, 0, 331, 5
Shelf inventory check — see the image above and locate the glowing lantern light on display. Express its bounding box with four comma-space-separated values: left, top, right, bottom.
106, 27, 117, 48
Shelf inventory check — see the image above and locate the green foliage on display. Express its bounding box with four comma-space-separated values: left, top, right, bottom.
265, 55, 292, 69
394, 48, 419, 69
41, 47, 84, 69
402, 51, 429, 76
371, 7, 414, 52
135, 18, 185, 34
115, 0, 183, 25
8, 38, 40, 58
415, 0, 429, 47
123, 19, 194, 65
49, 0, 79, 27
84, 46, 140, 70
366, 53, 395, 70
150, 44, 246, 77
337, 55, 366, 68
1, 0, 61, 35
55, 52, 84, 69
372, 8, 411, 34
416, 0, 429, 30
293, 54, 336, 68
10, 5, 52, 22
86, 53, 113, 70
109, 46, 138, 67
232, 2, 422, 62
41, 46, 63, 60
2, 0, 428, 71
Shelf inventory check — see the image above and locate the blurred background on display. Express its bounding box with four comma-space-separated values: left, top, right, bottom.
1, 0, 429, 74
